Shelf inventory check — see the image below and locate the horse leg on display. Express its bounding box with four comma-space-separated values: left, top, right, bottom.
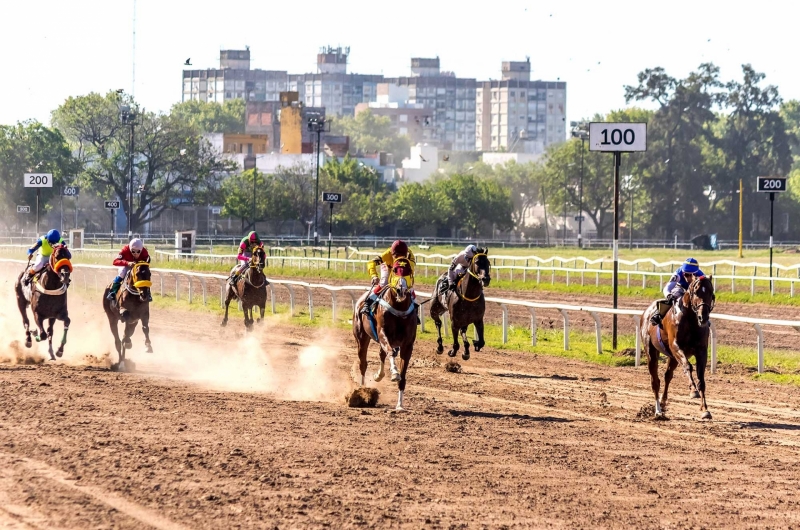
46, 318, 56, 360
220, 285, 234, 327
34, 313, 46, 343
660, 356, 679, 411
107, 315, 122, 359
55, 314, 70, 358
395, 345, 412, 411
473, 320, 486, 352
356, 322, 370, 386
671, 342, 699, 399
647, 342, 664, 417
447, 319, 459, 358
374, 347, 386, 382
431, 310, 444, 354
389, 348, 401, 382
123, 320, 137, 350
16, 291, 32, 348
695, 349, 712, 419
460, 327, 470, 361
141, 312, 153, 353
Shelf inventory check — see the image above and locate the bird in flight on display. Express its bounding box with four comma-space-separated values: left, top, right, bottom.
184, 58, 192, 66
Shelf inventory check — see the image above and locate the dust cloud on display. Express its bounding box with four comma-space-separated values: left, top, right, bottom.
0, 264, 350, 402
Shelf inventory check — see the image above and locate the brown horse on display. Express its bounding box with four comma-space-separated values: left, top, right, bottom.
430, 249, 491, 360
221, 247, 268, 330
353, 258, 417, 410
14, 245, 73, 360
103, 262, 153, 371
641, 275, 716, 419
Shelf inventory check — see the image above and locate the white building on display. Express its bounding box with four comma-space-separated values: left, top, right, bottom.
400, 144, 439, 183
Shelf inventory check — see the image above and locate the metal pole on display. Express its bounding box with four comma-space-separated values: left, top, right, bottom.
563, 164, 567, 246
541, 185, 549, 246
328, 203, 333, 269
314, 127, 321, 246
36, 189, 40, 235
769, 191, 775, 292
578, 137, 584, 248
613, 151, 621, 349
252, 168, 257, 232
738, 179, 743, 258
128, 122, 134, 237
60, 193, 63, 233
110, 209, 115, 249
629, 184, 634, 250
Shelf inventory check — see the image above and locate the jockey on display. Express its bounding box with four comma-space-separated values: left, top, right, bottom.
650, 257, 707, 326
441, 244, 480, 294
24, 229, 69, 285
228, 231, 263, 285
107, 238, 152, 301
361, 240, 417, 314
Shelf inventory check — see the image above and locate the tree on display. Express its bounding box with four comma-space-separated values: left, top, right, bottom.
273, 162, 316, 229
170, 99, 245, 134
435, 173, 513, 237
391, 182, 452, 231
330, 110, 411, 160
52, 91, 236, 233
0, 121, 79, 230
220, 169, 293, 231
321, 155, 390, 235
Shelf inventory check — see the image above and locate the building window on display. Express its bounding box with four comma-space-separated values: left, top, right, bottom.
510, 91, 515, 98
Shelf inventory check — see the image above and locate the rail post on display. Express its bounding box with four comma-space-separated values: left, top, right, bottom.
527, 307, 537, 346
754, 323, 764, 374
559, 309, 570, 350
590, 311, 602, 354
286, 284, 295, 316
500, 304, 509, 344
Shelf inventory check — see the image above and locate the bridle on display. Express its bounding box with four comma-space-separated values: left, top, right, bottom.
245, 249, 266, 288
457, 252, 489, 302
688, 277, 715, 317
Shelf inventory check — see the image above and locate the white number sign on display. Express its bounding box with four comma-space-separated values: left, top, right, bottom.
589, 123, 647, 152
24, 173, 53, 188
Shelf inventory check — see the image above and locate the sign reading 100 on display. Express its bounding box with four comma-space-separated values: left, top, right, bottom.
589, 123, 647, 152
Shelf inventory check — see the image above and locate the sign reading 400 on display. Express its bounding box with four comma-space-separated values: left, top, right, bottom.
589, 123, 647, 152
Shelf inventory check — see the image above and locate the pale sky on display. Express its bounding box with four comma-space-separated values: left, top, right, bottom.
1, 0, 797, 128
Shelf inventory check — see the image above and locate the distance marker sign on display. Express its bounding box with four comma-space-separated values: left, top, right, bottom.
589, 123, 647, 152
322, 192, 342, 203
23, 173, 53, 188
756, 176, 787, 193
104, 200, 120, 209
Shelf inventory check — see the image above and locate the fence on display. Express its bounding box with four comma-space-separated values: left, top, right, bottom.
3, 258, 799, 375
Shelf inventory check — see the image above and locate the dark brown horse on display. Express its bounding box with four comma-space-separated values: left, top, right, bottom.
353, 258, 417, 410
430, 249, 491, 360
221, 247, 268, 330
641, 275, 716, 419
103, 262, 153, 371
14, 245, 73, 360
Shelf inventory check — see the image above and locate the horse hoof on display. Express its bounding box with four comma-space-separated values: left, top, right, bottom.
390, 372, 400, 383
690, 391, 700, 399
654, 411, 665, 419
462, 351, 470, 361
447, 350, 456, 358
123, 340, 132, 349
24, 340, 31, 349
395, 406, 406, 412
373, 372, 384, 382
146, 345, 153, 354
220, 320, 227, 327
473, 342, 484, 352
436, 345, 443, 355
34, 337, 41, 343
701, 411, 712, 420
56, 348, 64, 358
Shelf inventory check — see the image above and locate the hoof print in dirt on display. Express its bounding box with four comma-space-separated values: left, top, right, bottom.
636, 404, 668, 421
346, 387, 380, 408
444, 361, 462, 374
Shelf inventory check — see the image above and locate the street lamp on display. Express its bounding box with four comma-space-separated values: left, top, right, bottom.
623, 175, 634, 249
307, 114, 330, 246
570, 121, 589, 248
119, 103, 140, 237
563, 162, 576, 246
244, 155, 257, 231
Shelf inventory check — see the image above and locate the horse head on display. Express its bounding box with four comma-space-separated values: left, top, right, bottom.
688, 275, 715, 328
472, 248, 491, 287
251, 247, 267, 273
131, 262, 153, 302
49, 244, 73, 287
390, 258, 413, 302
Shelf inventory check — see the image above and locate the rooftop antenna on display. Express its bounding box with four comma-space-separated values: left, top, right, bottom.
131, 0, 136, 96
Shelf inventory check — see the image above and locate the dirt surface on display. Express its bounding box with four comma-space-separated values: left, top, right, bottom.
2, 277, 800, 528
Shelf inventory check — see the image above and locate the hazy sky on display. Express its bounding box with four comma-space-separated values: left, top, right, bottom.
1, 0, 797, 128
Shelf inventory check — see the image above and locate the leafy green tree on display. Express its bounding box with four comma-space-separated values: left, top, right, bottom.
170, 99, 245, 134
0, 121, 79, 230
435, 173, 513, 236
273, 162, 316, 228
391, 182, 452, 232
330, 110, 411, 160
321, 155, 390, 235
52, 91, 236, 232
221, 169, 293, 232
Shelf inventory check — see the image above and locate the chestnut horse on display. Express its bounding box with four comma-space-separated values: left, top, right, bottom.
430, 249, 491, 360
353, 258, 417, 410
103, 262, 153, 371
221, 247, 268, 330
14, 244, 73, 360
641, 275, 716, 419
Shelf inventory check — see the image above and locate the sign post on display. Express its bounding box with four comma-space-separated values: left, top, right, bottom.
590, 123, 647, 349
757, 176, 788, 294
61, 185, 79, 232
322, 192, 342, 268
24, 173, 53, 235
105, 200, 120, 249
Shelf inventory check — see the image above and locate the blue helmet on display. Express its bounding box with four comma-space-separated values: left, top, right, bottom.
45, 229, 61, 244
680, 257, 699, 274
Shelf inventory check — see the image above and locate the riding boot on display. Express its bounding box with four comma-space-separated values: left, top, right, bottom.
228, 273, 238, 286
439, 278, 450, 295
23, 271, 34, 286
649, 298, 669, 326
361, 293, 377, 315
107, 279, 122, 301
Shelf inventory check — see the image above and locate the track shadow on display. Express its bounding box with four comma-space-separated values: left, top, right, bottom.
492, 372, 578, 381
738, 421, 800, 431
448, 409, 573, 422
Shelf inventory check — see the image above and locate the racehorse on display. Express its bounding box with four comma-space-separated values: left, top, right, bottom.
353, 258, 417, 410
14, 244, 73, 360
221, 247, 268, 330
430, 249, 491, 361
102, 262, 153, 371
641, 275, 715, 419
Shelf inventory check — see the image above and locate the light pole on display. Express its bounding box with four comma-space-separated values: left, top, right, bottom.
119, 104, 139, 237
563, 162, 575, 246
244, 155, 257, 231
623, 175, 634, 250
307, 115, 330, 246
570, 121, 589, 247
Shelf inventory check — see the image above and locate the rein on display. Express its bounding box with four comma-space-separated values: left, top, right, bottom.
457, 252, 487, 302
125, 262, 152, 296
244, 252, 266, 288
34, 252, 72, 295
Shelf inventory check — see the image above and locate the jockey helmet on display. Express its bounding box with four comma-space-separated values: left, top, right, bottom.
129, 238, 144, 252
680, 257, 700, 274
45, 229, 61, 244
249, 231, 259, 242
390, 240, 408, 257
465, 244, 478, 255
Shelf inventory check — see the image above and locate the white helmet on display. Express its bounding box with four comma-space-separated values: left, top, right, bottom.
129, 238, 144, 251
465, 244, 478, 255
